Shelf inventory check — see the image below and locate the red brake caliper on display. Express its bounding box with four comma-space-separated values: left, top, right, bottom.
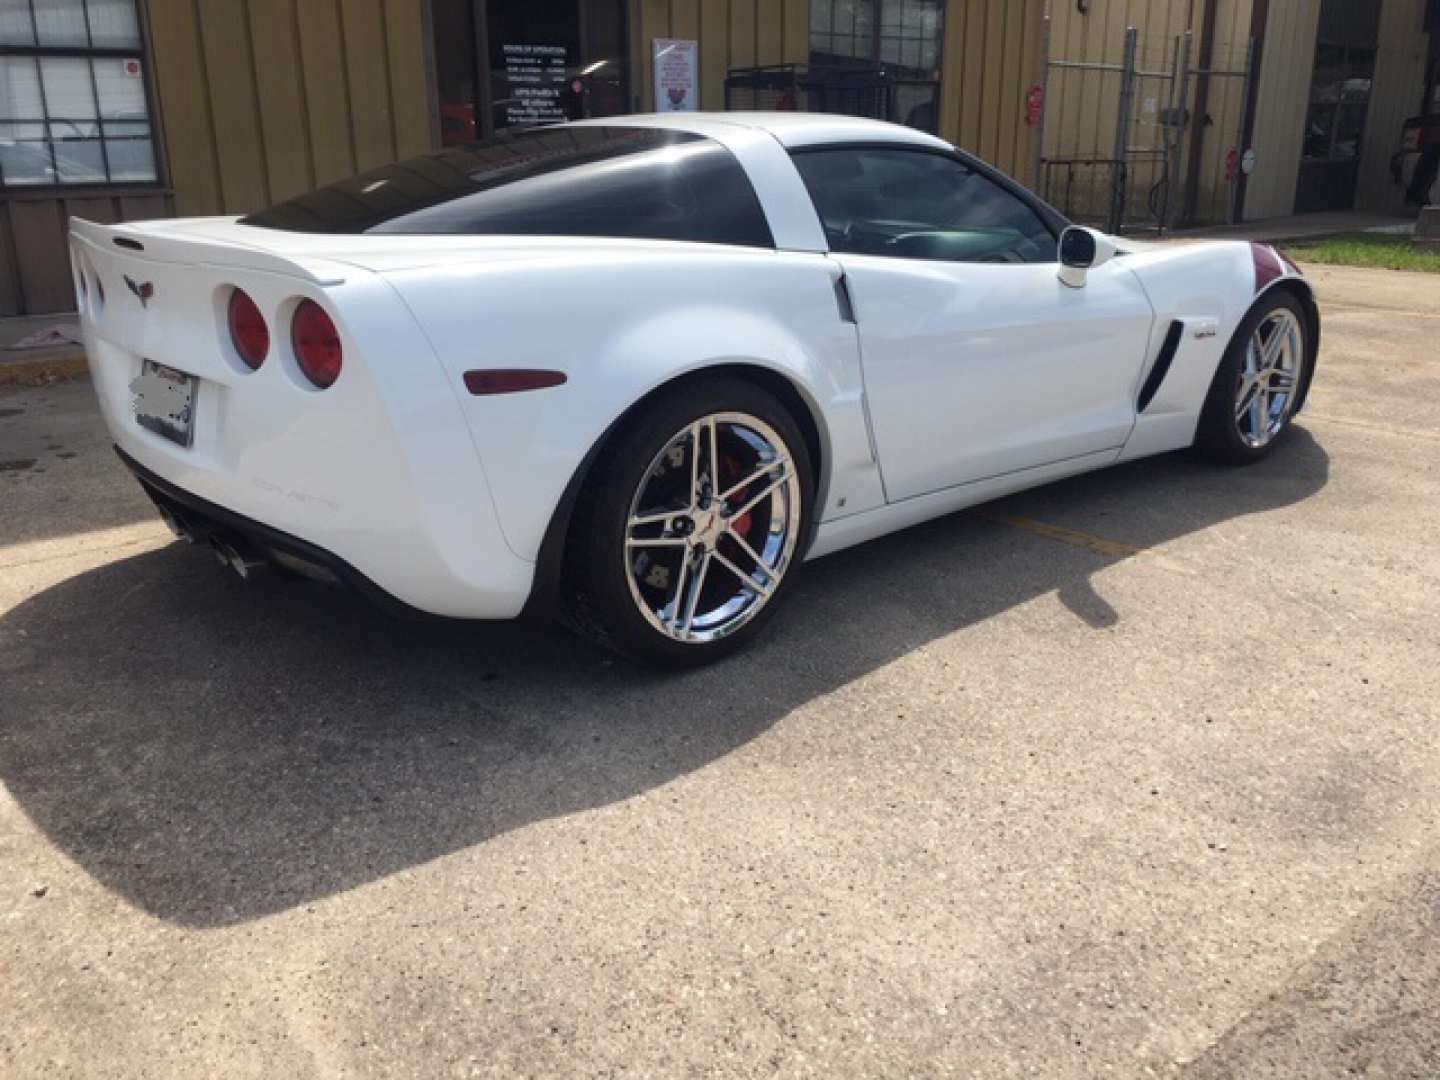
722, 454, 754, 541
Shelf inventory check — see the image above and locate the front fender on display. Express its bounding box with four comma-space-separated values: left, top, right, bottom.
1118, 240, 1264, 460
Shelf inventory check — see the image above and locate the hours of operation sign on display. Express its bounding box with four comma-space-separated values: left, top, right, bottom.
503, 44, 568, 126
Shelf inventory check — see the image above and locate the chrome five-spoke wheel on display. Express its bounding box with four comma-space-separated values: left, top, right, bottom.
1235, 307, 1304, 449
1196, 289, 1311, 465
624, 412, 802, 645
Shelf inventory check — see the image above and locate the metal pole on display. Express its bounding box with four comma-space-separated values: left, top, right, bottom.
1183, 0, 1221, 223
1234, 0, 1269, 223
1109, 26, 1139, 234
1163, 30, 1194, 234
1230, 37, 1257, 225
1034, 13, 1052, 190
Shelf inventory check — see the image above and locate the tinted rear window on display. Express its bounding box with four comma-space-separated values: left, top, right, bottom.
240, 126, 774, 249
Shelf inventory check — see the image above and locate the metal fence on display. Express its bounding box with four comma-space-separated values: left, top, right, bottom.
724, 65, 895, 122
1038, 24, 1256, 234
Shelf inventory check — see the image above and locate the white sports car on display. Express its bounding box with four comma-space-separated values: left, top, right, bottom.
71, 113, 1319, 665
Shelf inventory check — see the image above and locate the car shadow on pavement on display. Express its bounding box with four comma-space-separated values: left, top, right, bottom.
0, 429, 1329, 927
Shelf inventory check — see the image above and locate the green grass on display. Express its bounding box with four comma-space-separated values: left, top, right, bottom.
1280, 231, 1440, 274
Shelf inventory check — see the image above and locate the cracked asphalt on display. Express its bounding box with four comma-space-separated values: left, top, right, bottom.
1, 262, 1437, 1078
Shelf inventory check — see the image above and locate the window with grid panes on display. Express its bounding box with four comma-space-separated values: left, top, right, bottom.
809, 0, 945, 133
0, 0, 157, 187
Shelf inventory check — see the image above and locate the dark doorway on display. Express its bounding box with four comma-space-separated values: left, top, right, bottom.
1294, 0, 1382, 213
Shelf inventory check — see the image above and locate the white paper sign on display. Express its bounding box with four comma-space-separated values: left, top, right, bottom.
501, 44, 568, 126
653, 39, 698, 112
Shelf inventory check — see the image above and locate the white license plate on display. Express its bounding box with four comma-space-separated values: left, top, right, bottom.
132, 360, 197, 447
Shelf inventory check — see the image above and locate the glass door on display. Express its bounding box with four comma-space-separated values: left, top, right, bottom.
1295, 0, 1382, 213
430, 0, 629, 145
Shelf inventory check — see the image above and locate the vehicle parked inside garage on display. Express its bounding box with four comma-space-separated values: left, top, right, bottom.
70, 113, 1319, 664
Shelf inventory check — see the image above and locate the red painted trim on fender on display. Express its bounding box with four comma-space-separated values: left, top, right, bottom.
1251, 242, 1288, 293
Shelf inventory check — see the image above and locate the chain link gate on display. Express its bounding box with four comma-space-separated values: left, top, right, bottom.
1037, 22, 1256, 235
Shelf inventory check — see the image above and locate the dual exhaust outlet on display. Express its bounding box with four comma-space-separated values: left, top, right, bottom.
155, 502, 265, 581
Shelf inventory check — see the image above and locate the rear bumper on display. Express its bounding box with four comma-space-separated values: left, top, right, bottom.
118, 445, 438, 620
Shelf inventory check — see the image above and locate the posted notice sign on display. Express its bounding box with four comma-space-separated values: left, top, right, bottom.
653, 39, 698, 111
501, 44, 568, 126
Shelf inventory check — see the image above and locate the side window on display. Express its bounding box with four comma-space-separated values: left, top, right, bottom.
791, 148, 1058, 264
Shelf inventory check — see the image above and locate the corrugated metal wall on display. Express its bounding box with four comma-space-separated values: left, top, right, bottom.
1357, 0, 1432, 213
1246, 1, 1321, 219
148, 0, 434, 216
941, 0, 1045, 186
1185, 0, 1257, 224
0, 190, 171, 316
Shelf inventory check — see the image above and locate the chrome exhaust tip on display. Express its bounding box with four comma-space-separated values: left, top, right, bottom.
209, 535, 265, 581
158, 505, 198, 544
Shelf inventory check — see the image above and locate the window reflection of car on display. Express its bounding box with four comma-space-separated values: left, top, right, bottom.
1, 123, 105, 184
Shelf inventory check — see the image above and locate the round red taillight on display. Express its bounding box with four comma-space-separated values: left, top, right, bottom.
227, 289, 269, 371
291, 300, 342, 389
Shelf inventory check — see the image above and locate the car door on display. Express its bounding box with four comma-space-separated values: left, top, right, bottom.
791, 146, 1156, 502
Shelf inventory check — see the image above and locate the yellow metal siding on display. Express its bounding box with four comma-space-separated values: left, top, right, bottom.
341, 0, 396, 173
197, 0, 269, 213
384, 0, 436, 160
148, 0, 433, 214
147, 0, 221, 216
728, 0, 758, 71
0, 190, 172, 315
1245, 0, 1321, 219
247, 0, 314, 201
1186, 0, 1255, 224
1356, 0, 1431, 213
938, 0, 1046, 185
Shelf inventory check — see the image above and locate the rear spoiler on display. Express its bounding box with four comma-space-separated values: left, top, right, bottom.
68, 217, 349, 287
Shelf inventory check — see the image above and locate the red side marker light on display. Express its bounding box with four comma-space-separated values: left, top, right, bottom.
463, 369, 568, 396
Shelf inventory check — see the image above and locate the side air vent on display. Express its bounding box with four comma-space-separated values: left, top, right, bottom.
1137, 320, 1184, 413
832, 274, 856, 324
113, 237, 145, 251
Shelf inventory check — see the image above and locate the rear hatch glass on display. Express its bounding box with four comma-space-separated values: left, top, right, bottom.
240, 126, 773, 249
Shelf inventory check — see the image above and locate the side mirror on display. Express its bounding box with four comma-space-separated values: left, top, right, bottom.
1058, 226, 1119, 288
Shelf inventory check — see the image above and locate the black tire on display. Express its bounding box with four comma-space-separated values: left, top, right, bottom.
562, 375, 815, 667
1194, 288, 1311, 466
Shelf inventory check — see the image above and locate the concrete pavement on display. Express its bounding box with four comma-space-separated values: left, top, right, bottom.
1, 263, 1438, 1078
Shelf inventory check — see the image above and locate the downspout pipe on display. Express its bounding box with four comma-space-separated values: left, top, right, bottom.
1181, 0, 1221, 224
1235, 0, 1271, 222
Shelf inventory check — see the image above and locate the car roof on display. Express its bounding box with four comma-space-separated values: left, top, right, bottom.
567, 111, 954, 152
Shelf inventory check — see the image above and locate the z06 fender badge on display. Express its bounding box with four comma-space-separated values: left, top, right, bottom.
1192, 319, 1219, 339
